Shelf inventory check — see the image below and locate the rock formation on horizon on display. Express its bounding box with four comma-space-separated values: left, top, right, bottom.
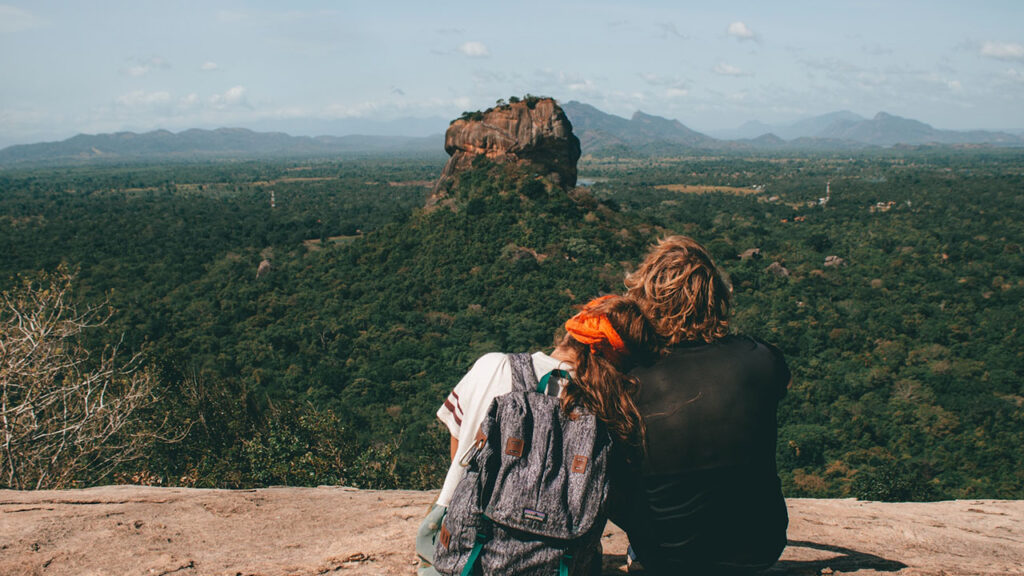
431, 97, 581, 202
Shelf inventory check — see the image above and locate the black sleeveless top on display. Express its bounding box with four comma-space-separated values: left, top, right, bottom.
610, 335, 790, 575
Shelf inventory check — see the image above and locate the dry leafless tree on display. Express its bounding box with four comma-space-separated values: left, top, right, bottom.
0, 267, 160, 489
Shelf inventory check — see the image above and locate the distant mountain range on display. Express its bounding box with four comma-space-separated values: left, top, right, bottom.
561, 102, 1023, 155
1, 103, 1021, 166
561, 101, 717, 155
0, 128, 442, 166
712, 110, 866, 140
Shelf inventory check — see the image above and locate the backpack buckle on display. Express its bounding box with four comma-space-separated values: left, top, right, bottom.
459, 429, 488, 467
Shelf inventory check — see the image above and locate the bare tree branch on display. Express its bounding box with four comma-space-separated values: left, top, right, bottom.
0, 267, 162, 489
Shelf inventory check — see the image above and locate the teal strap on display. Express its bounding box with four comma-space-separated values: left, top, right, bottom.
460, 541, 484, 576
460, 525, 491, 576
538, 369, 571, 394
559, 552, 573, 576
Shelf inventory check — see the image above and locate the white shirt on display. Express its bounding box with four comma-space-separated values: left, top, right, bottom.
435, 351, 570, 507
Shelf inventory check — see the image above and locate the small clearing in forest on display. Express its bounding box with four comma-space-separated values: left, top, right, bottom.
655, 184, 761, 195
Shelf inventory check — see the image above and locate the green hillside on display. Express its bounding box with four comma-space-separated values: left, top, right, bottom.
1, 150, 1021, 499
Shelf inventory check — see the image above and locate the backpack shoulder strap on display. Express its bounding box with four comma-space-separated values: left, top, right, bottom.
538, 369, 571, 396
507, 352, 539, 393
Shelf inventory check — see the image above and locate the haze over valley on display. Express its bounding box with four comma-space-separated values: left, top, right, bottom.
2, 1, 1022, 149
2, 101, 1021, 166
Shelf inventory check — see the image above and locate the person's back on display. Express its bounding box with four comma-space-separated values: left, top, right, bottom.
616, 236, 790, 575
417, 295, 659, 576
615, 335, 789, 575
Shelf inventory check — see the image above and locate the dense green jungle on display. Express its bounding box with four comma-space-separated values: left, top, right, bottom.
1, 149, 1021, 500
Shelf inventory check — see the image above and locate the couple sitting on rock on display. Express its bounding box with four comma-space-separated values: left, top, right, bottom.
418, 236, 791, 576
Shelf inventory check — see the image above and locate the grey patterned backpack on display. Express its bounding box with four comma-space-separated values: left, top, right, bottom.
434, 353, 611, 576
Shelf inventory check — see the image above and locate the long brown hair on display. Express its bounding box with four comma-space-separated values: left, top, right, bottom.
624, 235, 731, 345
558, 295, 658, 449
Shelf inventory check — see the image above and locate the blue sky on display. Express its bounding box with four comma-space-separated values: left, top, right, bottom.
1, 1, 1023, 147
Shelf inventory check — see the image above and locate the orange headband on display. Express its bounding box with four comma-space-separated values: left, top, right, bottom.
564, 295, 628, 360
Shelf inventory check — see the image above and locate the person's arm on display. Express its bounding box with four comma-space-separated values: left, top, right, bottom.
763, 340, 791, 399
437, 353, 509, 463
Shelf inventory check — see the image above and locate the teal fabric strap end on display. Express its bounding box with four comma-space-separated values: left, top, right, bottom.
460, 527, 491, 576
460, 541, 484, 576
538, 369, 571, 394
559, 552, 573, 576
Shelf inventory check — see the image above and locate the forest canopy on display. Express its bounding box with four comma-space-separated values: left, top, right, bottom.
0, 149, 1021, 500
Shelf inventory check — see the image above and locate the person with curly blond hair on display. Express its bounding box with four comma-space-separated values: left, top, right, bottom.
613, 236, 791, 576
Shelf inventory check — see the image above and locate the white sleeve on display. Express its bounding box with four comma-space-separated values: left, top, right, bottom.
436, 352, 510, 438
434, 352, 515, 507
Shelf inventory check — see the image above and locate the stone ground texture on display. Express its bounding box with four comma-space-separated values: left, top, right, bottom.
1, 486, 1022, 575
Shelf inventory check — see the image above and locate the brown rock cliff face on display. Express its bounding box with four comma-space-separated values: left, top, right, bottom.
433, 98, 581, 199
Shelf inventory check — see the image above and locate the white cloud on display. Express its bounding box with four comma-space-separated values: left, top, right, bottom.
981, 41, 1024, 61
210, 85, 247, 107
458, 41, 490, 58
534, 69, 600, 97
714, 62, 748, 76
568, 79, 595, 92
122, 56, 170, 77
0, 4, 41, 33
201, 61, 219, 71
727, 21, 755, 40
259, 105, 309, 120
116, 90, 172, 107
666, 88, 689, 98
224, 86, 246, 104
179, 93, 200, 108
1004, 68, 1024, 83
856, 71, 887, 87
125, 65, 150, 77
639, 73, 689, 90
917, 71, 966, 93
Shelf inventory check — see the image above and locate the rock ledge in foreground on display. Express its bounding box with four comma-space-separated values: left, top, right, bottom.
2, 486, 1022, 576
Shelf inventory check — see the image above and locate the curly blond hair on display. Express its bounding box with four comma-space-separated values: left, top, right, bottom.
624, 236, 731, 345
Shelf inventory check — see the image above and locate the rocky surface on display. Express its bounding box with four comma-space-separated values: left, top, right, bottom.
2, 486, 1022, 575
432, 98, 581, 201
